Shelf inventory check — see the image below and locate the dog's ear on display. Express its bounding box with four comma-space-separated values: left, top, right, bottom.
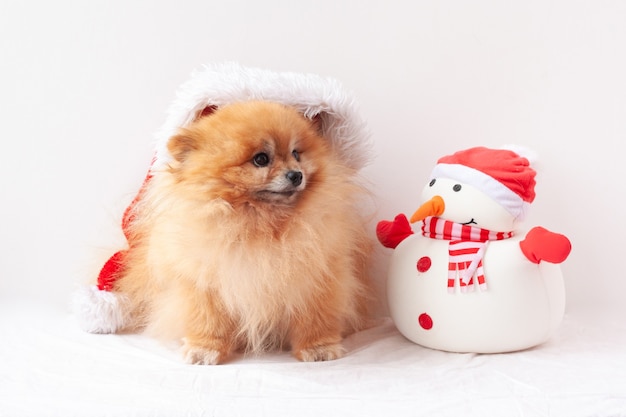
196, 105, 218, 120
309, 112, 326, 136
168, 132, 199, 163
168, 106, 218, 163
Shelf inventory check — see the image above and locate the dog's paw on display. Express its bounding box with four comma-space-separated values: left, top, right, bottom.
182, 339, 226, 365
295, 342, 345, 362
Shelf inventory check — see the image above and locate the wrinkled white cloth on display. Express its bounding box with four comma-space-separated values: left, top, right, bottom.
1, 301, 624, 417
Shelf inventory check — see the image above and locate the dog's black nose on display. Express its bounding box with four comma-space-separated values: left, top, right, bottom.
286, 170, 303, 186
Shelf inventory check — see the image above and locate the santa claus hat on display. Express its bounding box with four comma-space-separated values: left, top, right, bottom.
151, 61, 371, 172
73, 62, 372, 334
430, 146, 537, 220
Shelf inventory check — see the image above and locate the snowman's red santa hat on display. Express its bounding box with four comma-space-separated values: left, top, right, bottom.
430, 146, 537, 220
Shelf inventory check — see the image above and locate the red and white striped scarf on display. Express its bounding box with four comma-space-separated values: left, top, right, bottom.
421, 216, 513, 293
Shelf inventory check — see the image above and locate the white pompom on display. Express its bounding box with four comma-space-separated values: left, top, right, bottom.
499, 144, 538, 166
71, 285, 131, 334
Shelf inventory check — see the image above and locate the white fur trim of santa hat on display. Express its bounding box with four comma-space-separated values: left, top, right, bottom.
430, 146, 537, 220
151, 61, 372, 172
71, 285, 131, 334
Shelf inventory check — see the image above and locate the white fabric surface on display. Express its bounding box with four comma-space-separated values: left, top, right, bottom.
1, 301, 624, 417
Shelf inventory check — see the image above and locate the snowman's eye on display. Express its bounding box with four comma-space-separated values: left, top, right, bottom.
453, 184, 462, 192
429, 179, 436, 187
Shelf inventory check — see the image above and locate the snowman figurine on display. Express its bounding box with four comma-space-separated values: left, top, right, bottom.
377, 146, 571, 353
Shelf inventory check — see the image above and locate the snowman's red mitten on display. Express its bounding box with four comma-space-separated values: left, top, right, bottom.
519, 226, 572, 264
376, 213, 414, 249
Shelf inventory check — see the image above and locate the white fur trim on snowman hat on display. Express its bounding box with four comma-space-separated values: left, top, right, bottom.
151, 62, 372, 171
431, 163, 531, 220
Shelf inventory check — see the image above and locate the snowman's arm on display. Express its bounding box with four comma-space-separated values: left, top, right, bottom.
376, 213, 414, 249
519, 226, 572, 264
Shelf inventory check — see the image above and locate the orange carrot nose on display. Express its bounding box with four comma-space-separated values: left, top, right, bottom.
410, 195, 445, 223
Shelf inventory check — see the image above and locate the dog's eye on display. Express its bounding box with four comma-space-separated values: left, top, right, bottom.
252, 152, 270, 167
292, 149, 300, 162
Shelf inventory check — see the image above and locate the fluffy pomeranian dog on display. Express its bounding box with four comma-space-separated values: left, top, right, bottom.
113, 100, 374, 364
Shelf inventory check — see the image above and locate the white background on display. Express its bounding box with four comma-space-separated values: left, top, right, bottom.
1, 0, 625, 321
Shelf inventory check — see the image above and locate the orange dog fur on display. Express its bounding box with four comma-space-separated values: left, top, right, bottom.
113, 101, 374, 364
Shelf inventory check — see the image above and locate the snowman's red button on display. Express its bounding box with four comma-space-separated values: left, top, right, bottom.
416, 256, 431, 272
418, 313, 433, 330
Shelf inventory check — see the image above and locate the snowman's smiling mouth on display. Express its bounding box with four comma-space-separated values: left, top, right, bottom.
462, 218, 477, 225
